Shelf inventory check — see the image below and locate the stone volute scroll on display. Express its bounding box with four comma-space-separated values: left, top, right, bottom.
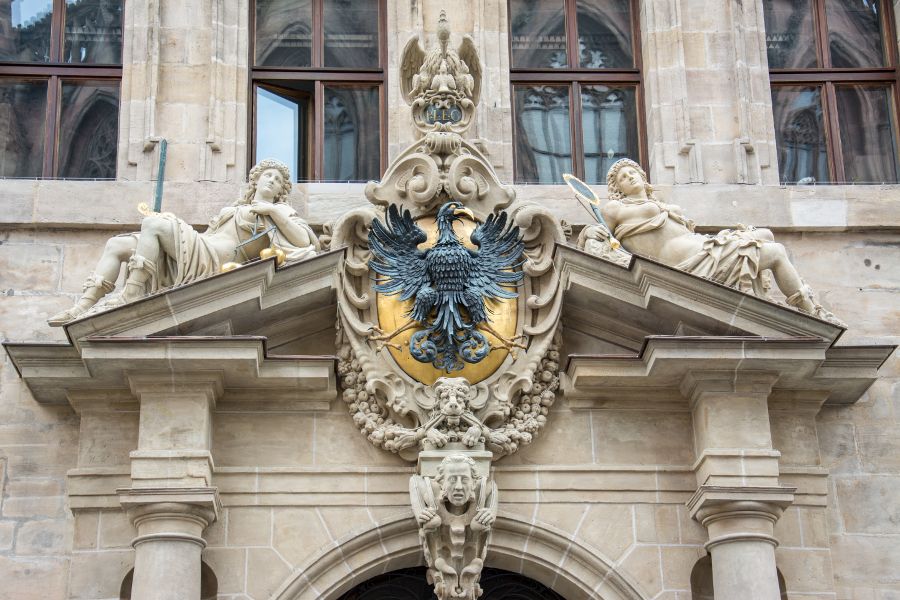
47, 159, 319, 326
366, 10, 513, 221
331, 13, 564, 599
569, 160, 845, 326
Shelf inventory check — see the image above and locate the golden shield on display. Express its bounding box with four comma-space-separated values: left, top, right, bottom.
375, 215, 519, 385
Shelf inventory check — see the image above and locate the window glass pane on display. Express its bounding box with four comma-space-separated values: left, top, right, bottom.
577, 0, 633, 68
0, 80, 47, 177
323, 86, 380, 182
836, 85, 899, 183
826, 0, 886, 67
256, 86, 306, 181
581, 85, 638, 184
771, 86, 829, 184
762, 0, 817, 69
57, 80, 119, 178
514, 85, 572, 183
324, 0, 379, 69
64, 0, 123, 64
510, 0, 567, 69
0, 0, 52, 62
255, 0, 312, 67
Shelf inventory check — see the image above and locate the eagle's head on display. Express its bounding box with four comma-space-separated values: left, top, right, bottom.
436, 201, 475, 229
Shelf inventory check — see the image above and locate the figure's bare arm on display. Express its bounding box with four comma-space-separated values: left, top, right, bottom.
601, 200, 622, 234
251, 203, 315, 248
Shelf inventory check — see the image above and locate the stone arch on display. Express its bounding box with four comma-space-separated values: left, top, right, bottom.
271, 512, 651, 600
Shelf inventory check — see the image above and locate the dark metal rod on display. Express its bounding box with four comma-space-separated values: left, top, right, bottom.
153, 139, 168, 213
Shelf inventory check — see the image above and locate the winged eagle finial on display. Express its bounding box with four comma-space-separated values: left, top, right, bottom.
399, 11, 482, 114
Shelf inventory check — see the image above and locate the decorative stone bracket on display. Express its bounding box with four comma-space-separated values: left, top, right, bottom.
410, 448, 498, 600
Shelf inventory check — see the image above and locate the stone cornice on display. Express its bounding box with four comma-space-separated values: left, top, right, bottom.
5, 336, 336, 407
556, 243, 845, 342
565, 336, 894, 406
60, 248, 342, 344
65, 465, 830, 510
2, 180, 898, 231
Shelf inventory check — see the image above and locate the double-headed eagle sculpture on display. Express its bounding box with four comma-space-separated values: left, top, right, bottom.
368, 202, 524, 371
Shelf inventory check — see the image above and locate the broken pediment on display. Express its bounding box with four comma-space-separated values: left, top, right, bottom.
4, 237, 893, 413
5, 251, 343, 407
554, 245, 894, 407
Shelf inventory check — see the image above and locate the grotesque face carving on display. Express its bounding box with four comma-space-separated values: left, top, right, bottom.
438, 455, 477, 508
434, 377, 472, 425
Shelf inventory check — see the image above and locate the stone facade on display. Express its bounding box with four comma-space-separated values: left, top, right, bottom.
0, 1, 898, 600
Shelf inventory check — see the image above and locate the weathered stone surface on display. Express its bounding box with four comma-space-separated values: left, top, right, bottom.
202, 547, 246, 595
271, 508, 332, 567
577, 504, 634, 561
246, 548, 291, 600
73, 511, 99, 550
227, 507, 272, 547
213, 414, 315, 467
14, 519, 71, 555
835, 477, 900, 535
68, 550, 133, 599
0, 556, 69, 600
0, 1, 897, 598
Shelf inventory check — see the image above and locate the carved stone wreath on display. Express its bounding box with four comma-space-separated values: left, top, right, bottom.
332, 201, 564, 462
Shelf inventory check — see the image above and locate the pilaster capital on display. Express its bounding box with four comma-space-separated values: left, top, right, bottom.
127, 371, 224, 403
687, 485, 795, 550
680, 370, 779, 406
118, 486, 221, 532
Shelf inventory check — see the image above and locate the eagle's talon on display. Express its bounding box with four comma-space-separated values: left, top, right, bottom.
376, 341, 403, 352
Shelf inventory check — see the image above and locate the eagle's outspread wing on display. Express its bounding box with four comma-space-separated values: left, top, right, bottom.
465, 211, 525, 324
368, 206, 430, 314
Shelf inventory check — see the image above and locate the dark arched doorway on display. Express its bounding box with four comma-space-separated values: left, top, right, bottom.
337, 566, 567, 600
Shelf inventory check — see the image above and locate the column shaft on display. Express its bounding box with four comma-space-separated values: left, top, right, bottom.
710, 539, 780, 600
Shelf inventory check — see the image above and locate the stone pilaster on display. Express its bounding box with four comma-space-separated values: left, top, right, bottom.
641, 0, 778, 185
119, 0, 246, 182
127, 373, 221, 488
688, 490, 793, 600
683, 370, 794, 599
120, 490, 219, 600
120, 373, 223, 599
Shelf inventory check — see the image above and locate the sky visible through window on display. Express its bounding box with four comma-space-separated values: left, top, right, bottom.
256, 87, 300, 180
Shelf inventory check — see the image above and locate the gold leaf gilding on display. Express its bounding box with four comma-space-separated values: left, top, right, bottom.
375, 216, 518, 385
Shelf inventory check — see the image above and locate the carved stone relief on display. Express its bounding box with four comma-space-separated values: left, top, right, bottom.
331, 14, 565, 598
565, 161, 844, 326
410, 453, 498, 600
48, 159, 319, 326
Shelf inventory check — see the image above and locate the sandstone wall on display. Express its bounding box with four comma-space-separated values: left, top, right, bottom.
0, 0, 898, 598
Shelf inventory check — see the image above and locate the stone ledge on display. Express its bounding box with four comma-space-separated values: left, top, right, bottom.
1, 180, 898, 230
66, 465, 829, 510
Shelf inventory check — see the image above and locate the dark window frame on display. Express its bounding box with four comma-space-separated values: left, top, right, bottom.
0, 0, 122, 178
508, 0, 647, 184
767, 0, 900, 183
249, 0, 387, 181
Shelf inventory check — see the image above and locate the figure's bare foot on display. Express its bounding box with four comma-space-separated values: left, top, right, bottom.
47, 305, 86, 327
786, 285, 846, 327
